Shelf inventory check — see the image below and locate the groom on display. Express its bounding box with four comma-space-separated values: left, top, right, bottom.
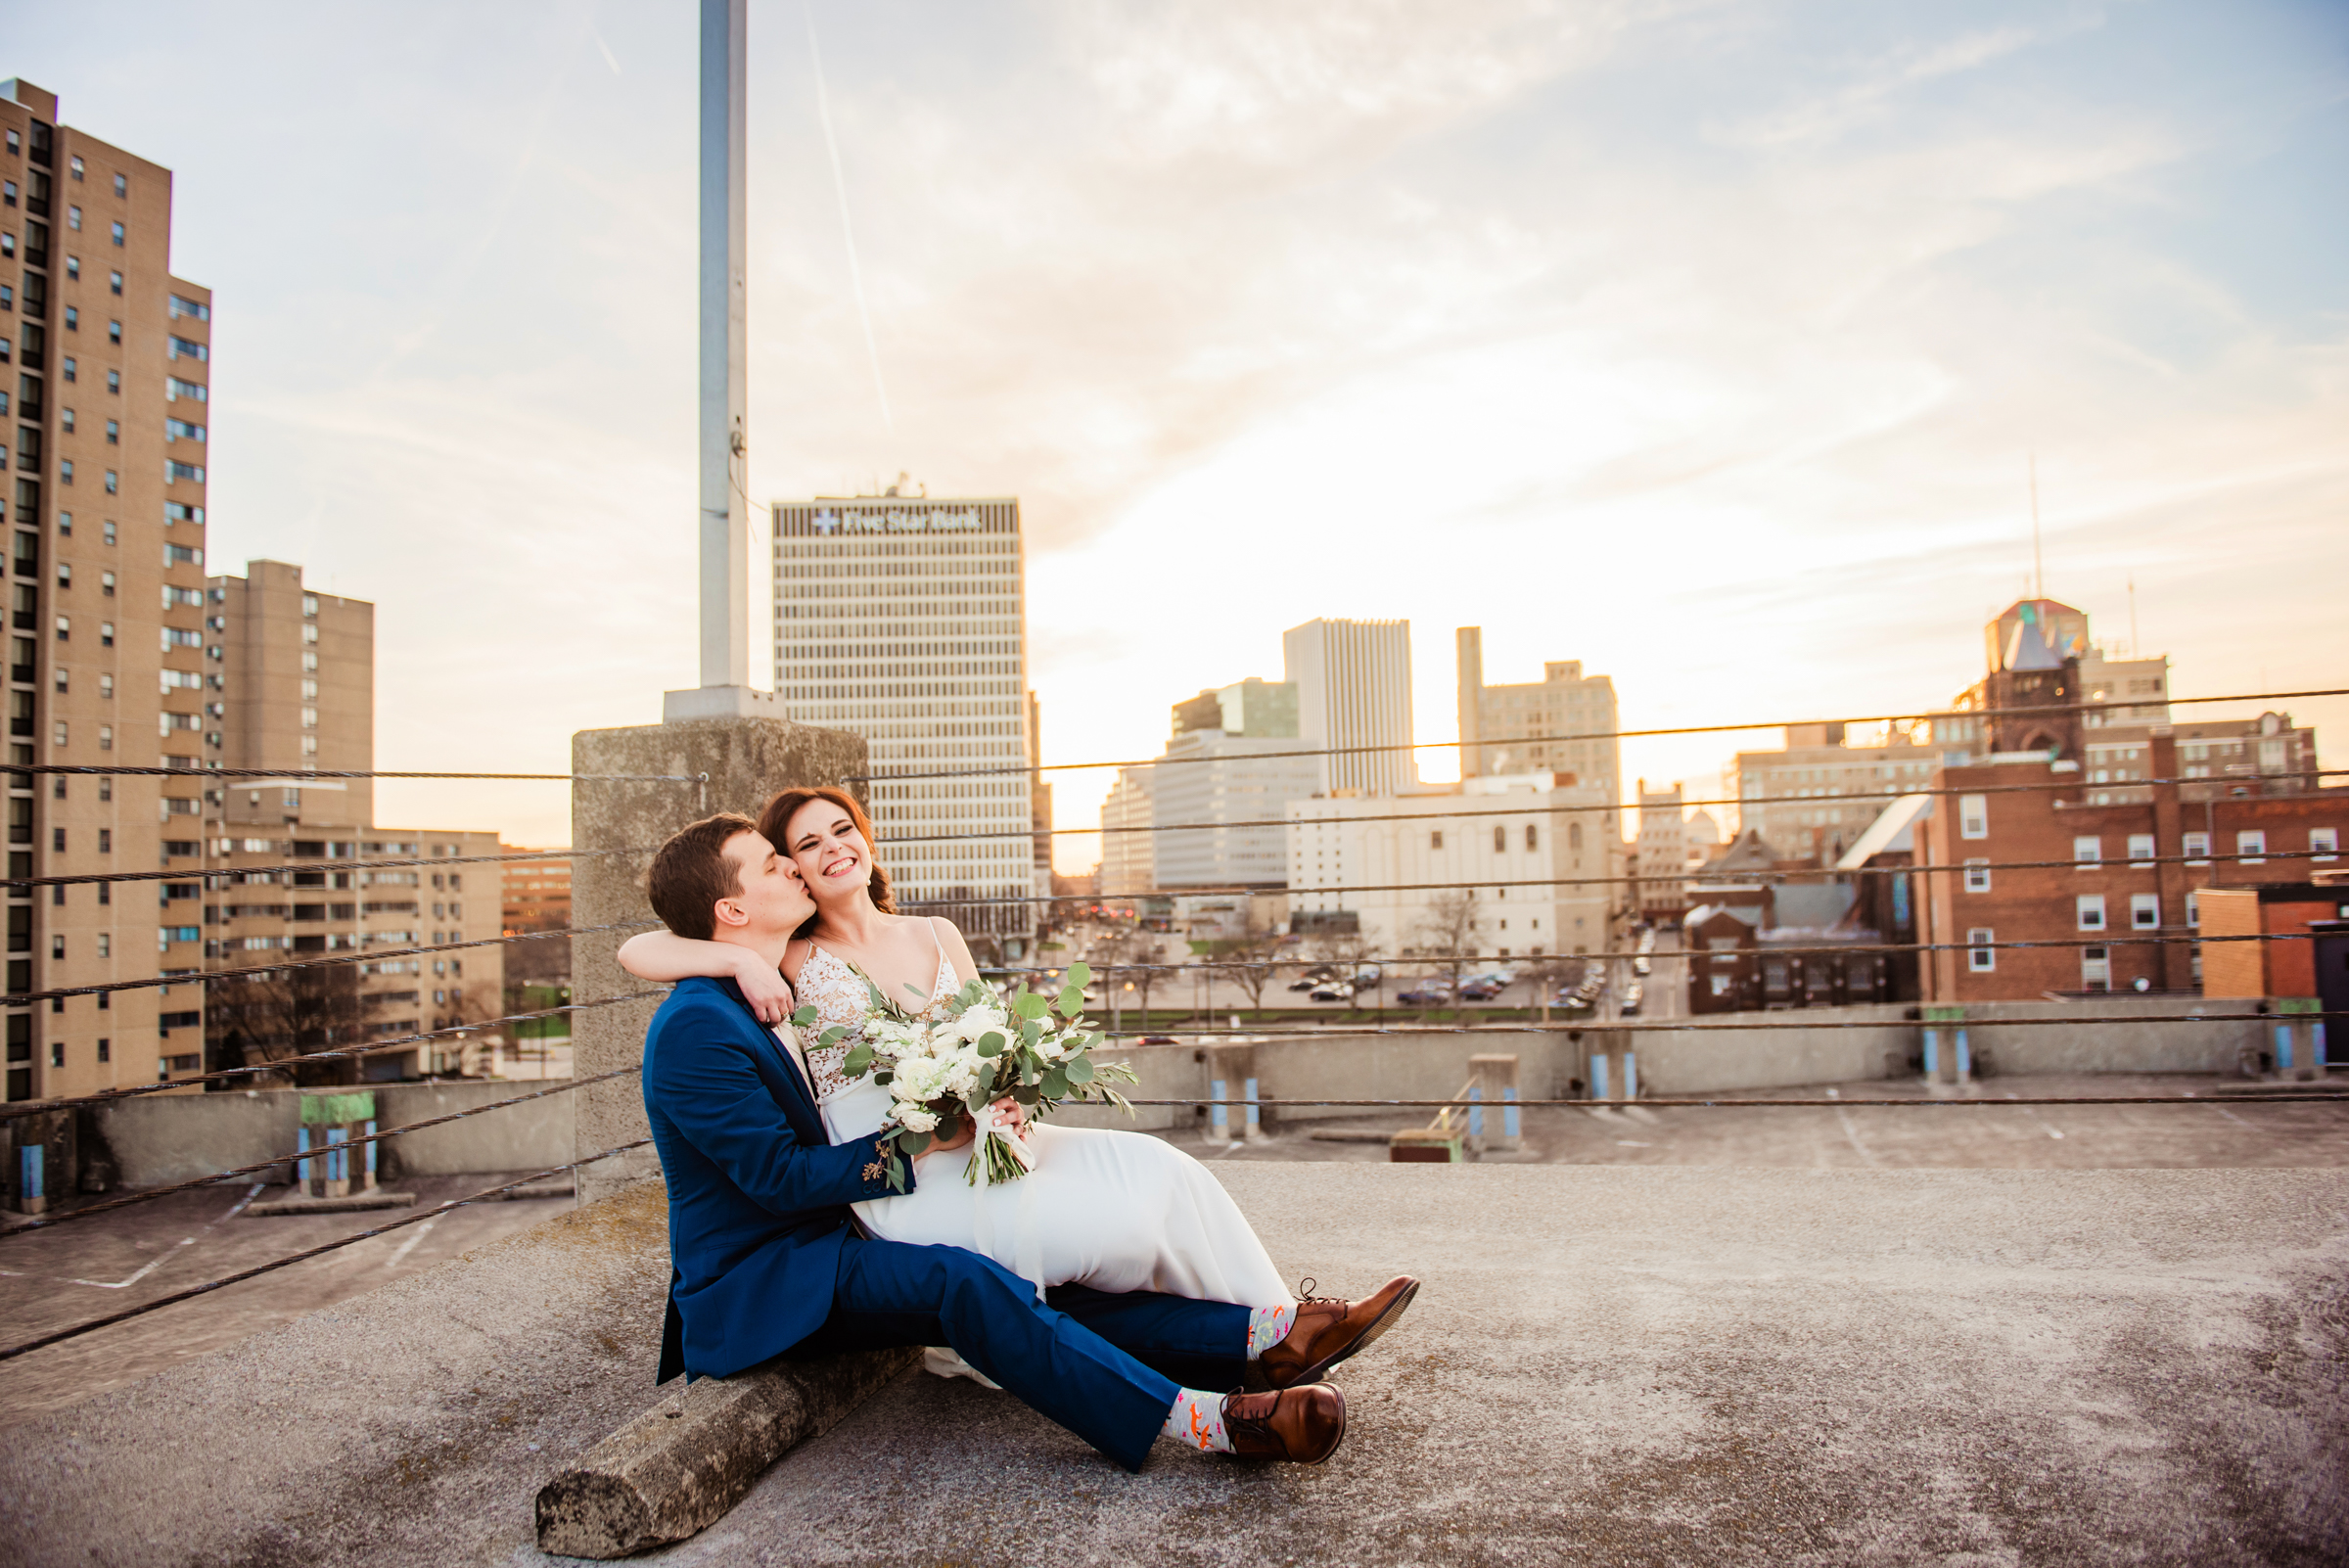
638, 811, 1414, 1470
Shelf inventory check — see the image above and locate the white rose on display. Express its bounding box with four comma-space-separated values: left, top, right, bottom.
898, 1107, 940, 1133
953, 1005, 1009, 1042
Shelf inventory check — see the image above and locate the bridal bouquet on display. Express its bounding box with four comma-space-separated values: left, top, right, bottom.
792, 960, 1137, 1190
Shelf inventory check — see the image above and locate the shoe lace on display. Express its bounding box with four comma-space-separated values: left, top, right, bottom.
1220, 1386, 1271, 1439
1295, 1276, 1343, 1309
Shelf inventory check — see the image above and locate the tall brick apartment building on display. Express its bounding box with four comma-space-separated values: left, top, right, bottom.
1917, 730, 2345, 1000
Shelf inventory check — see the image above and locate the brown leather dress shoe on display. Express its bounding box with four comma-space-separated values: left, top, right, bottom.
1258, 1275, 1420, 1390
1222, 1383, 1346, 1463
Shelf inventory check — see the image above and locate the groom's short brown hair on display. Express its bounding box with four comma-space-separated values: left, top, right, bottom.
647, 812, 761, 942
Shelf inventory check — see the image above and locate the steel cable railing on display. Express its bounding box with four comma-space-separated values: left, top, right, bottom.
851, 685, 2349, 782
0, 1065, 643, 1237
2, 844, 645, 891
0, 992, 664, 1122
880, 767, 2349, 845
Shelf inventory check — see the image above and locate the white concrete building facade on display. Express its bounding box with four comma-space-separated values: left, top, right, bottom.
1286, 774, 1621, 958
1284, 618, 1413, 797
1150, 728, 1323, 890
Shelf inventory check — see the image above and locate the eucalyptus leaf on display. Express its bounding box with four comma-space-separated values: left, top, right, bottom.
1040, 1067, 1070, 1100
1012, 992, 1051, 1021
818, 1024, 850, 1048
900, 1129, 932, 1157
844, 1043, 874, 1077
1065, 961, 1091, 989
789, 1004, 818, 1029
1064, 1055, 1095, 1084
1012, 1084, 1041, 1104
1055, 987, 1083, 1017
977, 1031, 1005, 1058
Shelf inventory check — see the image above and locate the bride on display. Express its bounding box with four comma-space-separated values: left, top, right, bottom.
620, 787, 1412, 1384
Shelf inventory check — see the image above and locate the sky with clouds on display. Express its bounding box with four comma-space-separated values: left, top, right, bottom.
7, 0, 2344, 860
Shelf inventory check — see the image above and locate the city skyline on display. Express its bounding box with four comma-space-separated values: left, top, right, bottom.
0, 4, 2338, 861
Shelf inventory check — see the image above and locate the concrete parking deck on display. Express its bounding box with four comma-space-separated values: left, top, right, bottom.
2, 1163, 2343, 1566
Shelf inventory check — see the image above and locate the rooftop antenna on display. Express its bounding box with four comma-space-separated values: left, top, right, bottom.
2029, 451, 2043, 600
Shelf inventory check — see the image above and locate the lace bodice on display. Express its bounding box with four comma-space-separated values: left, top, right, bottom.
793, 938, 957, 1101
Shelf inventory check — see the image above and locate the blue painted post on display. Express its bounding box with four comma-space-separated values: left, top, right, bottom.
1243, 1077, 1261, 1137
364, 1120, 378, 1181
1956, 1029, 1972, 1079
20, 1145, 40, 1204
1503, 1086, 1521, 1140
297, 1126, 312, 1191
1921, 1029, 1940, 1077
327, 1127, 348, 1186
2318, 1023, 2329, 1067
1468, 1085, 1485, 1140
1209, 1078, 1228, 1141
2275, 1024, 2293, 1072
1624, 1052, 1638, 1101
1590, 1054, 1610, 1102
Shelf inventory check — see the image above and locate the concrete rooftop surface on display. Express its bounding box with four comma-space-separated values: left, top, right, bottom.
2, 1163, 2344, 1567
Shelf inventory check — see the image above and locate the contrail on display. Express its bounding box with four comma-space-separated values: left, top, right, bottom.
805, 1, 895, 436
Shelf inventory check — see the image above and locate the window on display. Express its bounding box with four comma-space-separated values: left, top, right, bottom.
50, 720, 63, 747
97, 1038, 109, 1063
2076, 894, 2106, 931
165, 376, 206, 403
107, 320, 119, 346
102, 521, 114, 545
64, 255, 77, 280
2236, 830, 2266, 866
63, 305, 76, 331
109, 270, 121, 296
99, 621, 113, 646
103, 469, 115, 494
106, 369, 118, 393
1493, 826, 1505, 853
1967, 928, 1995, 973
2131, 893, 2160, 930
167, 336, 206, 363
2184, 831, 2210, 865
301, 593, 318, 618
2073, 835, 2101, 867
1958, 795, 1988, 839
97, 674, 109, 698
113, 173, 126, 198
1963, 858, 1991, 893
2186, 890, 2199, 929
301, 623, 318, 644
165, 418, 203, 443
62, 358, 75, 382
67, 204, 80, 231
167, 295, 208, 321
165, 502, 203, 525
164, 461, 202, 484
100, 572, 113, 597
97, 777, 110, 802
1430, 831, 1443, 851
110, 221, 123, 247
98, 725, 111, 751
53, 563, 66, 590
59, 459, 71, 484
300, 707, 318, 730
2314, 828, 2339, 863
2080, 946, 2110, 992
51, 667, 65, 692
105, 419, 116, 444
2128, 833, 2154, 861
54, 615, 67, 641
69, 156, 82, 180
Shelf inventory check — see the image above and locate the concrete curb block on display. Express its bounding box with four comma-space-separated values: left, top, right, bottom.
246, 1191, 417, 1216
533, 1346, 920, 1558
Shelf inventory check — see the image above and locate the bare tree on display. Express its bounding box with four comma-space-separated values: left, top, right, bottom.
1413, 890, 1480, 1016
1515, 955, 1579, 1022
1204, 924, 1288, 1018
206, 964, 375, 1087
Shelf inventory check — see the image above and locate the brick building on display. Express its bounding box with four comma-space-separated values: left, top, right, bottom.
1917, 732, 2345, 1001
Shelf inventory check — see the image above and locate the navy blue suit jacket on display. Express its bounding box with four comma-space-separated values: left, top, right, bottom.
642, 974, 908, 1383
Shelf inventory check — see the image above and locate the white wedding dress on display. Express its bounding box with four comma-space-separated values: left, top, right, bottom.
795, 933, 1292, 1314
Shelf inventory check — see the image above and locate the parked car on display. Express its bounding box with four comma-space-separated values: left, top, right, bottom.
1457, 978, 1507, 1001
1287, 966, 1338, 992
1620, 983, 1644, 1016
1397, 982, 1453, 1004
1351, 963, 1383, 988
1309, 981, 1356, 1002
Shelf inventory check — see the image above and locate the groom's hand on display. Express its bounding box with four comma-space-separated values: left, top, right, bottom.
926, 1115, 976, 1154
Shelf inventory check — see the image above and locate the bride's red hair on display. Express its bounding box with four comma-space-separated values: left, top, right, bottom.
759, 786, 896, 938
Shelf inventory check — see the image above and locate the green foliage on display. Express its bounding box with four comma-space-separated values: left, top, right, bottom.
1011, 992, 1051, 1021
1055, 986, 1084, 1017
976, 1030, 1005, 1058
1065, 962, 1092, 989
789, 1004, 819, 1030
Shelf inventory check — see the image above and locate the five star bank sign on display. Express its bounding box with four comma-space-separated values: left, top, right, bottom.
809, 506, 986, 535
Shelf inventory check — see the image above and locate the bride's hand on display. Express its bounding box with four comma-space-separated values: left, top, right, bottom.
988, 1097, 1027, 1137
733, 953, 796, 1025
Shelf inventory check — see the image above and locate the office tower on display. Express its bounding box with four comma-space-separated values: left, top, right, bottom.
1173, 677, 1298, 740
1098, 766, 1155, 900
1282, 618, 1412, 797
0, 80, 212, 1102
1455, 626, 1621, 803
202, 561, 507, 1081
771, 493, 1035, 947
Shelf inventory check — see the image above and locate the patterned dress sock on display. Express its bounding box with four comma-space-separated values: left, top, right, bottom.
1245, 1303, 1295, 1360
1163, 1387, 1232, 1453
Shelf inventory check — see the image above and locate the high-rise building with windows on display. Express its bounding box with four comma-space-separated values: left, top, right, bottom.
1283, 618, 1412, 797
771, 493, 1036, 948
1455, 627, 1621, 803
0, 80, 213, 1103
